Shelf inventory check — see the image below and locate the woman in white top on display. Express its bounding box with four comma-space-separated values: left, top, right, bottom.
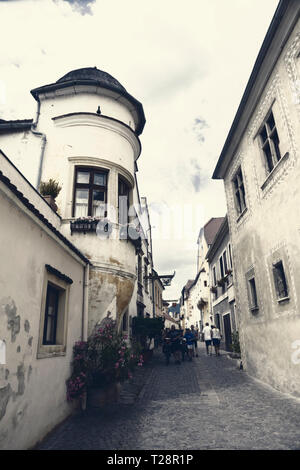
202, 323, 212, 355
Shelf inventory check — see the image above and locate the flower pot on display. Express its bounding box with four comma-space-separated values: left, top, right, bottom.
87, 382, 121, 408
43, 195, 58, 212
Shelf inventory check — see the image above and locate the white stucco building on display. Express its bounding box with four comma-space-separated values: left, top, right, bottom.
0, 67, 147, 334
0, 67, 158, 448
213, 0, 300, 397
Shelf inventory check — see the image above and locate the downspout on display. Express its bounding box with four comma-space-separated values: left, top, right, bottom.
82, 263, 89, 341
149, 225, 155, 318
30, 97, 47, 190
81, 262, 89, 411
152, 270, 155, 317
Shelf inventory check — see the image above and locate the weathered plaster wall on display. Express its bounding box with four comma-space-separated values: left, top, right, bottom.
224, 21, 300, 397
88, 268, 135, 334
0, 183, 85, 449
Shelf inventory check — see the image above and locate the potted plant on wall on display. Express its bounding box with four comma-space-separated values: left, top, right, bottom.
39, 178, 62, 212
66, 321, 143, 408
230, 330, 241, 359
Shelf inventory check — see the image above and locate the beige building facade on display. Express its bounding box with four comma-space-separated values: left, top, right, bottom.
0, 151, 88, 449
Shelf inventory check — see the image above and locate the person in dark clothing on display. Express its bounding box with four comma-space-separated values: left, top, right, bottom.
169, 325, 181, 364
190, 325, 199, 357
184, 328, 195, 361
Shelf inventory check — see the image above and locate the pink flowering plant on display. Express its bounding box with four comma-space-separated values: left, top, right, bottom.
66, 321, 142, 401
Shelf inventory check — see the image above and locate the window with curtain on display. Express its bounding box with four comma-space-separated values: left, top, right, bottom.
73, 167, 108, 218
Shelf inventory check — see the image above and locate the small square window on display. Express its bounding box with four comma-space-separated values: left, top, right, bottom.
246, 270, 259, 314
249, 278, 258, 309
38, 267, 71, 359
43, 284, 60, 345
272, 260, 289, 300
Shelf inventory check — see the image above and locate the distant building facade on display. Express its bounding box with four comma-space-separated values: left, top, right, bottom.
180, 217, 224, 331
206, 216, 236, 351
213, 0, 300, 397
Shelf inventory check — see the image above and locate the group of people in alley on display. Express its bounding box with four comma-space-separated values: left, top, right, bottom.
162, 323, 221, 365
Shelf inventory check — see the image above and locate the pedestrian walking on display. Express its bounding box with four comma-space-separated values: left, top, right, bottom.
190, 324, 199, 357
202, 322, 212, 355
183, 328, 194, 361
162, 333, 172, 365
169, 325, 182, 365
211, 325, 222, 356
180, 335, 188, 361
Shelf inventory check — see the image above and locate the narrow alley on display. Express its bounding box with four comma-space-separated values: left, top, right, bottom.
37, 344, 300, 451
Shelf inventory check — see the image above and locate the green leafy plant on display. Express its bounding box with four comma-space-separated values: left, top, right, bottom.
66, 321, 142, 401
231, 330, 241, 355
39, 178, 62, 199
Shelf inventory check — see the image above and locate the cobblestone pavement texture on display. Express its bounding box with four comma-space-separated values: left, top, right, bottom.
37, 343, 300, 450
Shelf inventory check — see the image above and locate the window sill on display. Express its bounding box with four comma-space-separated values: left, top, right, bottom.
250, 306, 259, 313
261, 152, 289, 191
277, 296, 290, 304
37, 345, 66, 359
236, 207, 248, 223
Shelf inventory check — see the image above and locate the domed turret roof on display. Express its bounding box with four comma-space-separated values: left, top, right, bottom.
56, 67, 127, 94
31, 67, 145, 135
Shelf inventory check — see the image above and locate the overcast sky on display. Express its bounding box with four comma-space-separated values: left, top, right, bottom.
0, 0, 280, 299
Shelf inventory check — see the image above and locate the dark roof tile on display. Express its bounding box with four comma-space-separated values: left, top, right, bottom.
203, 217, 225, 246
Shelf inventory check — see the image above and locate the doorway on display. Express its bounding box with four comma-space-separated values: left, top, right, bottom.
223, 313, 232, 351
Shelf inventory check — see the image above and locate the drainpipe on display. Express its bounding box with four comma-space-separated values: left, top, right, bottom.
82, 263, 89, 341
148, 225, 155, 318
30, 98, 47, 190
81, 262, 89, 411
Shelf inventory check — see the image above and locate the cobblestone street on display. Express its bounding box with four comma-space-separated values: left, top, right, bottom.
37, 344, 300, 450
